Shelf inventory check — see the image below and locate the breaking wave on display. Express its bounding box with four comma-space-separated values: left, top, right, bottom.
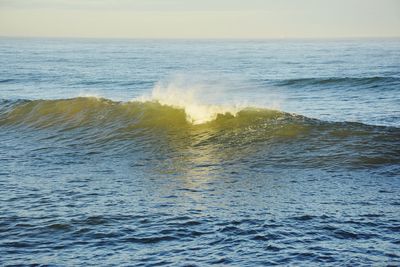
0, 95, 399, 169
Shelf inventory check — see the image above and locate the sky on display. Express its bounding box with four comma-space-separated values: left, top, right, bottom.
0, 0, 399, 38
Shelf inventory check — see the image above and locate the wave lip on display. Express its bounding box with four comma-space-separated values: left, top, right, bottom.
0, 97, 295, 129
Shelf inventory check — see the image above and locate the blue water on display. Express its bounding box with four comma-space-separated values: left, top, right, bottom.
0, 38, 399, 266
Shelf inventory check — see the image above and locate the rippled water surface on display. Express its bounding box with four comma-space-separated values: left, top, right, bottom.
0, 38, 399, 266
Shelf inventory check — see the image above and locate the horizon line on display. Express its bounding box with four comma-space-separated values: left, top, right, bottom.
1, 35, 400, 41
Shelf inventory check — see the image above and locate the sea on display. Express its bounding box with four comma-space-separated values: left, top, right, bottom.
0, 38, 399, 266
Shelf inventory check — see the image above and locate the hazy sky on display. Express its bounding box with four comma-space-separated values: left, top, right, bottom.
0, 0, 399, 38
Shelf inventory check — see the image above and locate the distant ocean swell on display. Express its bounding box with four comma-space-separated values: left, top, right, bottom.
2, 76, 399, 89
269, 76, 400, 88
0, 97, 399, 170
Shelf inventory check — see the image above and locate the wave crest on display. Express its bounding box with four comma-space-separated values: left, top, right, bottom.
0, 97, 291, 130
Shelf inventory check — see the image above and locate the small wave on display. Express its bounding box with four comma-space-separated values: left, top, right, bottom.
275, 76, 400, 87
0, 78, 15, 83
122, 235, 177, 244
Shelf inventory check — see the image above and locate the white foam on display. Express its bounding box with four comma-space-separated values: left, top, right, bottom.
135, 81, 244, 124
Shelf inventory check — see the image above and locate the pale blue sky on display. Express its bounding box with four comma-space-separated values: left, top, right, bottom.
0, 0, 399, 38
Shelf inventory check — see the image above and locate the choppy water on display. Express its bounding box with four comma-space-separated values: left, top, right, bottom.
0, 38, 400, 266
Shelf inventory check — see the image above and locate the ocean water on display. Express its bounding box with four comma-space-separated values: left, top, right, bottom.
0, 38, 399, 266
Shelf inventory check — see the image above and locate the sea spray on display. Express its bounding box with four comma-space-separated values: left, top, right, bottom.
134, 78, 260, 124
